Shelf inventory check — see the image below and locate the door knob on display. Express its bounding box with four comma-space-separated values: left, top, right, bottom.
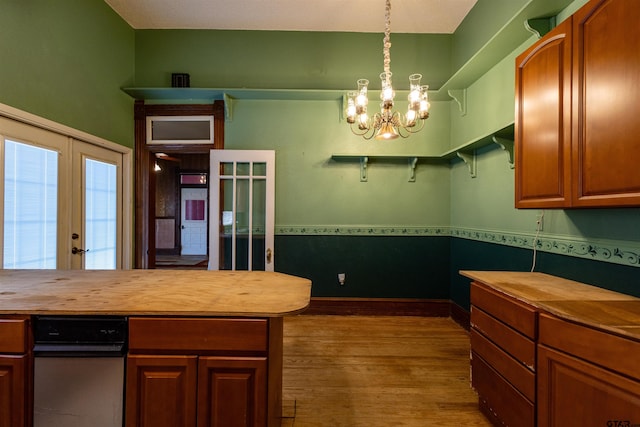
72, 247, 88, 255
266, 248, 272, 264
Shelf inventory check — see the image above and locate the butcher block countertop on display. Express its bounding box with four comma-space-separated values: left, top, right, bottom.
460, 270, 640, 341
0, 269, 311, 317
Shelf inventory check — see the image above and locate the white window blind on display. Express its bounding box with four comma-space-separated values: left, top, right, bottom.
3, 140, 58, 268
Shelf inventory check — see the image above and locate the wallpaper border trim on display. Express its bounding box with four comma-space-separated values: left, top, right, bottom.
276, 225, 640, 268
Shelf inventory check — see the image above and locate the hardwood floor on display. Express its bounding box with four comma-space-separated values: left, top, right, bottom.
281, 315, 491, 427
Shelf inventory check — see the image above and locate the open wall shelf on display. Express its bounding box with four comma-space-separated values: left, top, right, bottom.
332, 124, 514, 181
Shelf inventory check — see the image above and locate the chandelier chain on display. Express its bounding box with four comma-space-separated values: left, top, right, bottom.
383, 0, 392, 86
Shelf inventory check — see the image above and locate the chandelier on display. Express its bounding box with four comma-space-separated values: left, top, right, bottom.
345, 0, 430, 140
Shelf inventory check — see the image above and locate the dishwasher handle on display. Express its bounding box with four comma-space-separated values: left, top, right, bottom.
33, 343, 126, 357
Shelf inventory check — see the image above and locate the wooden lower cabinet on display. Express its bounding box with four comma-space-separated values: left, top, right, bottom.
538, 345, 640, 427
470, 281, 537, 426
126, 317, 280, 427
126, 355, 198, 427
0, 317, 30, 427
126, 355, 267, 427
198, 357, 267, 427
538, 313, 640, 427
0, 355, 27, 427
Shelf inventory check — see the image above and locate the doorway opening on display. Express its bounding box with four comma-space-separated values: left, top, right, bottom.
134, 101, 224, 269
154, 158, 210, 269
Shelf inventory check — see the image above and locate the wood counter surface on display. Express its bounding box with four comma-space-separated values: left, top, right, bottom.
460, 270, 640, 341
0, 269, 311, 317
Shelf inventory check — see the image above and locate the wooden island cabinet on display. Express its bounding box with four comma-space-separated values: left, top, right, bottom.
516, 0, 640, 208
0, 316, 30, 427
126, 317, 281, 427
462, 271, 640, 427
0, 269, 311, 427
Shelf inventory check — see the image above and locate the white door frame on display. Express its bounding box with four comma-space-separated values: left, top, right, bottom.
0, 102, 132, 269
209, 150, 275, 271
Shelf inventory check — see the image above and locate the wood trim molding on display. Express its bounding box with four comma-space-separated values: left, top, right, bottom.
303, 297, 451, 317
450, 303, 470, 331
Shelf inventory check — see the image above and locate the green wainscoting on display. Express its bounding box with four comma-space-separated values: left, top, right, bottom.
275, 235, 450, 299
450, 238, 640, 312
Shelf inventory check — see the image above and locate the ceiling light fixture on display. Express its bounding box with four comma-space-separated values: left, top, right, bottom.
345, 0, 431, 140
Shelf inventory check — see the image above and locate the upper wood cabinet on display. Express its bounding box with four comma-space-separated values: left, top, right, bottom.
516, 0, 640, 208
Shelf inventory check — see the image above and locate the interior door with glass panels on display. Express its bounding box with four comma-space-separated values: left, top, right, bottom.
209, 150, 274, 271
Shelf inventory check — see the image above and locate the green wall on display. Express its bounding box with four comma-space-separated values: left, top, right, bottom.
132, 0, 639, 299
2, 0, 637, 301
134, 30, 452, 91
0, 0, 135, 147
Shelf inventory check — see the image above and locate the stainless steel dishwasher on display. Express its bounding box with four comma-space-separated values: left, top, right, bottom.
32, 316, 127, 427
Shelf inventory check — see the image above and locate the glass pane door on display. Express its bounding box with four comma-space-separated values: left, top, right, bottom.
3, 140, 58, 268
83, 158, 117, 269
72, 141, 122, 269
210, 150, 274, 271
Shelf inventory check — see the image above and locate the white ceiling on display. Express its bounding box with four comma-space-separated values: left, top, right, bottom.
104, 0, 478, 34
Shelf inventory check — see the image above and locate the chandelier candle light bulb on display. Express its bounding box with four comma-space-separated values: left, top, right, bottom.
345, 0, 431, 140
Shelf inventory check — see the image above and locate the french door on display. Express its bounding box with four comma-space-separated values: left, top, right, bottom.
209, 150, 275, 271
1, 113, 128, 269
71, 141, 123, 269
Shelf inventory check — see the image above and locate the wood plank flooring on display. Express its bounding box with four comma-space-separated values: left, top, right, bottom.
281, 315, 491, 427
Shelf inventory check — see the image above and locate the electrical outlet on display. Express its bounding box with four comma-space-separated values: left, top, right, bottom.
535, 212, 544, 232
337, 273, 346, 286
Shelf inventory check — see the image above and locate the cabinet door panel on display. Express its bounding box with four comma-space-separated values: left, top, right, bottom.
197, 357, 267, 427
0, 355, 26, 427
515, 18, 572, 208
572, 0, 640, 206
126, 355, 198, 427
538, 344, 640, 427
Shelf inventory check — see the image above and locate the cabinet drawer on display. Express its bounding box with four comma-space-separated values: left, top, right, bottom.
471, 305, 536, 369
129, 317, 269, 353
471, 281, 537, 339
0, 318, 28, 353
471, 329, 535, 402
471, 352, 535, 427
539, 313, 640, 381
